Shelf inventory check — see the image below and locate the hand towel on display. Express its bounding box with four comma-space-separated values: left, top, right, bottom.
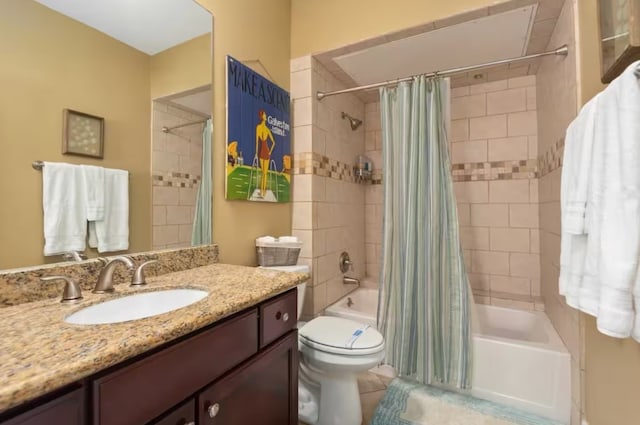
89, 168, 129, 253
596, 61, 640, 339
42, 162, 87, 256
80, 165, 105, 221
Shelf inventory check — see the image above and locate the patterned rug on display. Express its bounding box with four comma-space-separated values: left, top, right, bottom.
370, 379, 563, 425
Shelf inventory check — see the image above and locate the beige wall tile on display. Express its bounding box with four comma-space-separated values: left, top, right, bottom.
153, 225, 180, 246
179, 187, 197, 206
454, 181, 488, 203
508, 111, 538, 136
450, 140, 487, 163
468, 273, 491, 291
457, 203, 471, 226
490, 275, 531, 295
291, 55, 312, 72
294, 125, 312, 153
470, 203, 509, 227
491, 297, 534, 311
153, 186, 179, 206
472, 250, 510, 275
166, 205, 193, 225
490, 227, 530, 252
452, 86, 470, 98
489, 180, 530, 203
488, 136, 529, 161
294, 97, 313, 126
509, 204, 539, 228
451, 119, 469, 142
530, 229, 540, 254
460, 226, 489, 250
451, 93, 487, 119
291, 69, 312, 99
508, 75, 536, 88
153, 206, 166, 226
510, 253, 541, 278
470, 114, 507, 140
293, 174, 312, 202
487, 88, 527, 115
292, 229, 313, 258
292, 202, 313, 230
469, 80, 508, 94
526, 86, 537, 110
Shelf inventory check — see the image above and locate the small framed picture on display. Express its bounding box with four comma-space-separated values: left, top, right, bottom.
62, 109, 104, 159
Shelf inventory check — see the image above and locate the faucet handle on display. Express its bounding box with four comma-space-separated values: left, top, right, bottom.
131, 260, 158, 286
41, 276, 83, 303
96, 257, 109, 266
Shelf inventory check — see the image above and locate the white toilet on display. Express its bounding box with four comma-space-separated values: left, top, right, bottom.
261, 265, 385, 425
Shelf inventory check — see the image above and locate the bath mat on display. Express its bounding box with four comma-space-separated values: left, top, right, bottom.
370, 378, 563, 425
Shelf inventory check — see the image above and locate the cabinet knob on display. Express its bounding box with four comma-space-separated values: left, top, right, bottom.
282, 312, 289, 322
208, 403, 220, 418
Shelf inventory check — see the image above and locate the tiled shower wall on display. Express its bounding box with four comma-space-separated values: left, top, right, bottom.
290, 56, 366, 320
363, 76, 542, 309
151, 102, 205, 249
536, 1, 582, 423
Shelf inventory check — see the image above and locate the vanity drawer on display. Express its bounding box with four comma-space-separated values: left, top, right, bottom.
259, 288, 297, 348
151, 398, 195, 425
92, 310, 258, 425
0, 387, 85, 425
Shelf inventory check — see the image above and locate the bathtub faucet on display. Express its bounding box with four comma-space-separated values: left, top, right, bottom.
343, 276, 360, 286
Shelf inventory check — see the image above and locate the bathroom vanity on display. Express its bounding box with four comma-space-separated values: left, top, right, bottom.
0, 263, 304, 425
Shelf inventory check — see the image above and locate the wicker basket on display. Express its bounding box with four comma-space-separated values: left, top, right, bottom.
256, 241, 302, 267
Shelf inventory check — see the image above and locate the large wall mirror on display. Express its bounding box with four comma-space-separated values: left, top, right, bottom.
0, 0, 213, 270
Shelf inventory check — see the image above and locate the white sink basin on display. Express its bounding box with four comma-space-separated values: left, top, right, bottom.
65, 289, 208, 325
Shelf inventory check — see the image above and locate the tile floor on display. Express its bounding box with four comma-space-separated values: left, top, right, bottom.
299, 371, 392, 425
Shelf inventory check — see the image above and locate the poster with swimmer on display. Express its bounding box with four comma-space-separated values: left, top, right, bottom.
225, 56, 291, 203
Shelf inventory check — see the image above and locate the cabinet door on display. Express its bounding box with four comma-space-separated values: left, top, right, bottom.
0, 388, 84, 425
198, 330, 298, 425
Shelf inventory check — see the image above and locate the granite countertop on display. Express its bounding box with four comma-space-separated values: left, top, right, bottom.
0, 263, 308, 413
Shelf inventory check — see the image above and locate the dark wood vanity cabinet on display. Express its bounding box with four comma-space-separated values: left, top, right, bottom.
0, 288, 298, 425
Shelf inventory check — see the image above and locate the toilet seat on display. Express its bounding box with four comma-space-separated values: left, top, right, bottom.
299, 316, 384, 356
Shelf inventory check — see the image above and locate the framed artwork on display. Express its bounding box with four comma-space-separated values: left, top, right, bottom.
225, 56, 291, 203
598, 0, 640, 83
62, 109, 105, 159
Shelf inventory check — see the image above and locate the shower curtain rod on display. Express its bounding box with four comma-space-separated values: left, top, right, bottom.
161, 118, 209, 133
316, 45, 569, 100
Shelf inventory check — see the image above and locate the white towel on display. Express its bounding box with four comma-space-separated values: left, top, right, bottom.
88, 168, 129, 253
80, 165, 105, 221
596, 61, 640, 339
42, 162, 87, 256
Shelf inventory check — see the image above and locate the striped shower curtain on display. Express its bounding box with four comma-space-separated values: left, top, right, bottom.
376, 76, 473, 389
191, 118, 212, 246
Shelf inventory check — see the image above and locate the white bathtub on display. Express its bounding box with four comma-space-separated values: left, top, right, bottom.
325, 288, 571, 424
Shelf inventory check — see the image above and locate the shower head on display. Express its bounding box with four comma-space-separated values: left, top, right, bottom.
341, 112, 363, 131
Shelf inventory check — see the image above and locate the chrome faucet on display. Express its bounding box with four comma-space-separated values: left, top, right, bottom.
93, 256, 136, 293
343, 276, 360, 285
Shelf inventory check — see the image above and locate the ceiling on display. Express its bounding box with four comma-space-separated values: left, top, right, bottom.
334, 5, 536, 86
35, 0, 212, 55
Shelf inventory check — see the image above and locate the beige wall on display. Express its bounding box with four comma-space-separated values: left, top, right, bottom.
290, 57, 366, 319
0, 0, 151, 269
199, 0, 292, 265
536, 1, 581, 422
150, 34, 212, 100
577, 1, 640, 424
291, 0, 499, 57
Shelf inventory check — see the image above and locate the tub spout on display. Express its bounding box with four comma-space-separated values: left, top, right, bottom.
343, 276, 360, 285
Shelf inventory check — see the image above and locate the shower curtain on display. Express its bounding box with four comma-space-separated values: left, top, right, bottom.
192, 118, 212, 246
376, 76, 473, 389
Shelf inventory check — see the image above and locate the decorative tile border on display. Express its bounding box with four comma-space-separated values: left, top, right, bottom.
451, 159, 538, 182
538, 137, 564, 177
293, 152, 539, 184
153, 172, 201, 188
292, 152, 355, 182
0, 245, 219, 307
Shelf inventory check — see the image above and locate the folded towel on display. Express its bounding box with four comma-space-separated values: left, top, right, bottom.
80, 165, 105, 221
89, 168, 129, 253
42, 162, 87, 256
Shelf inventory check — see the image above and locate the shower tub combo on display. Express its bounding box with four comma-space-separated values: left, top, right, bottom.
324, 288, 571, 424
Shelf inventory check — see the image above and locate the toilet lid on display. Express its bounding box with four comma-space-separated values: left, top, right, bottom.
299, 316, 384, 355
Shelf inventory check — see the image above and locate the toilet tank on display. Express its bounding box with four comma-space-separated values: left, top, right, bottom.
258, 264, 309, 321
